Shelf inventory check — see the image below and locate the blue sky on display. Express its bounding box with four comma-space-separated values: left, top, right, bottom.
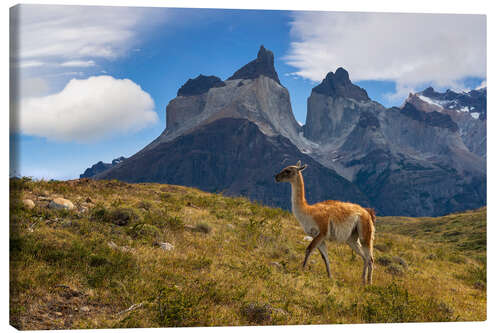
10, 5, 486, 180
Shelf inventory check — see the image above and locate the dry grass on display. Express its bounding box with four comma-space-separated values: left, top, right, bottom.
10, 177, 486, 329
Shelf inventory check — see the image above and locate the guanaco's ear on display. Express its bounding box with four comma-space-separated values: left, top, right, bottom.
296, 160, 302, 168
299, 164, 308, 171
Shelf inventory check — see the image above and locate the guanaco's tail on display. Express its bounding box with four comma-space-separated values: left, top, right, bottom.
365, 208, 376, 264
366, 208, 376, 224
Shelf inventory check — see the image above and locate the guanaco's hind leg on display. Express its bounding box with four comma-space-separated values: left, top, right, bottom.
358, 227, 374, 285
352, 219, 375, 285
361, 246, 374, 285
346, 233, 369, 283
347, 233, 365, 259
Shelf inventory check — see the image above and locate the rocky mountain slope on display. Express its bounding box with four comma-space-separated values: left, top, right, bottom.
94, 118, 370, 210
84, 46, 486, 217
403, 87, 486, 158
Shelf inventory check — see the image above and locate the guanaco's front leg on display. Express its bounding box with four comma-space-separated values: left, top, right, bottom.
302, 233, 325, 270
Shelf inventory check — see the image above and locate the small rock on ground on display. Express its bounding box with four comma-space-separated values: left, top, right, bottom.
48, 198, 75, 210
22, 199, 35, 209
303, 236, 313, 242
159, 242, 174, 251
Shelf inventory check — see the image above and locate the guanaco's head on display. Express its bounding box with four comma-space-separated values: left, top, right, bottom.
274, 160, 308, 183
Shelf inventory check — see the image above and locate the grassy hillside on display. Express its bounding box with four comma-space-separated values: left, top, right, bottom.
10, 178, 486, 329
377, 208, 486, 261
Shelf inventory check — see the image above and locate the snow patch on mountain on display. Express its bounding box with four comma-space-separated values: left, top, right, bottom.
416, 94, 444, 109
413, 87, 486, 119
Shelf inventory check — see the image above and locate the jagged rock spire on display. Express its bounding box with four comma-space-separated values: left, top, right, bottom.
228, 45, 281, 84
177, 74, 225, 96
312, 67, 369, 101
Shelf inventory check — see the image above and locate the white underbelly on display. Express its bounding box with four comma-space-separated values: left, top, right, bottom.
294, 212, 319, 237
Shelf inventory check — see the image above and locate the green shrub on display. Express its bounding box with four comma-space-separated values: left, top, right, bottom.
386, 264, 404, 276
244, 218, 267, 237
154, 286, 204, 327
90, 206, 139, 226
10, 177, 34, 192
108, 208, 139, 226
376, 255, 392, 266
360, 283, 455, 323
136, 201, 152, 211
185, 256, 212, 270
127, 223, 161, 240
166, 216, 184, 230
455, 264, 486, 288
240, 302, 272, 324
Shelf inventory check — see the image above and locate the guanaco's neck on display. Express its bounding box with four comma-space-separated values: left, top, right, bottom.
291, 172, 309, 214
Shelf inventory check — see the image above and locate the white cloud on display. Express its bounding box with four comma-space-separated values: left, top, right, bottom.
11, 4, 165, 68
285, 12, 486, 95
46, 71, 85, 77
16, 76, 158, 142
60, 60, 96, 67
16, 60, 45, 68
384, 83, 416, 103
16, 77, 50, 98
475, 80, 487, 90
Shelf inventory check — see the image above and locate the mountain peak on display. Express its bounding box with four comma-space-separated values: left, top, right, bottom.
333, 67, 350, 83
421, 86, 462, 100
312, 67, 369, 101
257, 45, 271, 61
228, 45, 281, 84
177, 74, 225, 96
323, 67, 352, 86
422, 87, 435, 94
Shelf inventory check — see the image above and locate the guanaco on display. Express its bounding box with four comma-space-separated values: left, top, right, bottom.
274, 161, 375, 284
